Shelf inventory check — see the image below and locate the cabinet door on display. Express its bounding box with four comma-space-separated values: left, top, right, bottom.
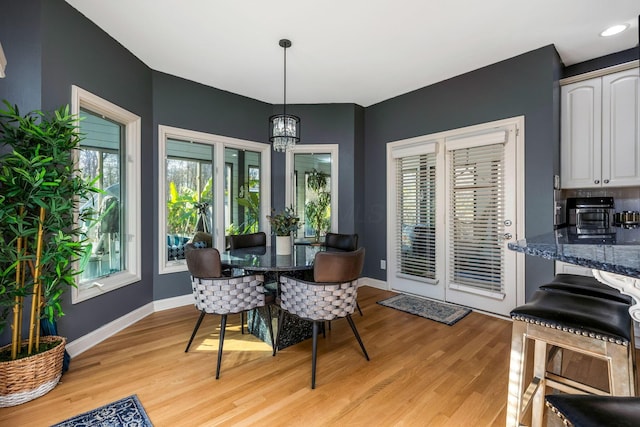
561, 79, 602, 188
602, 69, 640, 187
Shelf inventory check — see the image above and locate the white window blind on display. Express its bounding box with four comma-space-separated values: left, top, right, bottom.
448, 142, 505, 295
395, 152, 437, 281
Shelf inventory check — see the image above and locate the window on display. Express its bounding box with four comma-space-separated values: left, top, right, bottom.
224, 148, 262, 236
285, 145, 339, 240
71, 85, 141, 303
165, 139, 214, 261
158, 126, 271, 274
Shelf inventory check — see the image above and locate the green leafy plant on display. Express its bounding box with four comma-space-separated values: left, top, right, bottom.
0, 101, 100, 360
267, 206, 300, 236
167, 178, 212, 236
232, 184, 260, 235
305, 169, 331, 243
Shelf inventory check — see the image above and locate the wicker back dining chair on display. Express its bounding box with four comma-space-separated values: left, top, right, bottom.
184, 244, 274, 379
324, 233, 363, 316
276, 247, 369, 389
224, 232, 270, 333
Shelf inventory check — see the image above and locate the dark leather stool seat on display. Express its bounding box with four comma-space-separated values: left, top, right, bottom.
506, 290, 636, 426
540, 273, 632, 304
511, 290, 632, 344
546, 394, 640, 427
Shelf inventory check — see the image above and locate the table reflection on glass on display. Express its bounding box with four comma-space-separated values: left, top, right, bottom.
220, 244, 328, 349
220, 244, 325, 273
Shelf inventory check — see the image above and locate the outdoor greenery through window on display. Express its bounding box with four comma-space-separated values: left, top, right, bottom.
158, 125, 270, 274
224, 147, 261, 236
165, 139, 214, 261
293, 153, 332, 240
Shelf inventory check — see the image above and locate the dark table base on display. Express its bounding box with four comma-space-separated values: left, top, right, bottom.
247, 305, 313, 350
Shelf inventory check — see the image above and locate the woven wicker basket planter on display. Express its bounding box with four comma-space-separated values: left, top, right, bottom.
0, 335, 66, 407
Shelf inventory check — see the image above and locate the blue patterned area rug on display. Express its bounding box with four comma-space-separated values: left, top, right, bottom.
51, 394, 153, 427
377, 294, 471, 326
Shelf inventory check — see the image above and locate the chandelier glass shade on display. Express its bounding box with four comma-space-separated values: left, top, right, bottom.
269, 39, 300, 152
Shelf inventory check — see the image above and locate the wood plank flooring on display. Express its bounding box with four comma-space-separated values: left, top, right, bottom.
0, 286, 632, 426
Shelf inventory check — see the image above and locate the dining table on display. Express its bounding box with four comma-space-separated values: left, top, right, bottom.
507, 226, 640, 321
220, 243, 329, 349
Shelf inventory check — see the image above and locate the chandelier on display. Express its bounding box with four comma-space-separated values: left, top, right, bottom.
269, 39, 300, 152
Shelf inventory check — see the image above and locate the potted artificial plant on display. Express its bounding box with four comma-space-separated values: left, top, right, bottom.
0, 101, 99, 406
267, 206, 300, 255
305, 169, 331, 244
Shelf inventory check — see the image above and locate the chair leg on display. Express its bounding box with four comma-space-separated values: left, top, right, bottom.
185, 311, 206, 352
356, 302, 363, 316
265, 305, 276, 356
346, 314, 369, 361
274, 307, 286, 356
216, 314, 227, 380
312, 321, 319, 389
241, 311, 245, 334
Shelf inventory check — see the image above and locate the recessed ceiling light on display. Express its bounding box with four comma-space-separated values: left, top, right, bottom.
600, 24, 629, 37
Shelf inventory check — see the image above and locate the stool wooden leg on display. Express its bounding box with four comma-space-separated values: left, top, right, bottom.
531, 339, 548, 427
506, 321, 529, 427
607, 342, 636, 396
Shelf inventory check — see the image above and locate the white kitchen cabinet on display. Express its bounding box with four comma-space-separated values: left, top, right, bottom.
561, 68, 640, 189
555, 261, 592, 277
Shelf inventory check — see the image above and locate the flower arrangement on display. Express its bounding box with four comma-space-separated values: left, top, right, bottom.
267, 206, 300, 236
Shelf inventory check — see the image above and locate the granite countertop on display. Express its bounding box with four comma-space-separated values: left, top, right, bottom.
508, 227, 640, 278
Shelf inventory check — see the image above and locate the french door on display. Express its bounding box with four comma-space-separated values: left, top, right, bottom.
387, 117, 523, 316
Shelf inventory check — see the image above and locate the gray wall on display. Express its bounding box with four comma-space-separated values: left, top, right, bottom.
0, 0, 42, 113
40, 1, 155, 341
364, 45, 563, 300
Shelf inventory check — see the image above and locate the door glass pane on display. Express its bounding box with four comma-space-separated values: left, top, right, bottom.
165, 139, 213, 261
396, 153, 436, 280
293, 153, 332, 240
449, 143, 505, 293
224, 148, 261, 236
78, 108, 123, 281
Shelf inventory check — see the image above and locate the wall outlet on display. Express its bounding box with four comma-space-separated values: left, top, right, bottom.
380, 260, 386, 270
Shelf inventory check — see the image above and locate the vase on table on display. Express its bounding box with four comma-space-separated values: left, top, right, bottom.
276, 235, 292, 255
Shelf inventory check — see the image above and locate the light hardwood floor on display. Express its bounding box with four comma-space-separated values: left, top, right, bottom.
0, 286, 633, 426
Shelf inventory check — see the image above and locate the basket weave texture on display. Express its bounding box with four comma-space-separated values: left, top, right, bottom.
0, 335, 66, 407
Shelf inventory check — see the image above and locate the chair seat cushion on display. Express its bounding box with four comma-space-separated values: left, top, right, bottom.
541, 274, 632, 304
546, 395, 640, 427
510, 290, 632, 344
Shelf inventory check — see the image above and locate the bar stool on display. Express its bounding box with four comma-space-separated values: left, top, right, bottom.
541, 273, 632, 304
546, 394, 640, 427
506, 290, 636, 427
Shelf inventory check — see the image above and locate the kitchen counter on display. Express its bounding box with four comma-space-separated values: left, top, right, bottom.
508, 226, 640, 320
508, 227, 640, 277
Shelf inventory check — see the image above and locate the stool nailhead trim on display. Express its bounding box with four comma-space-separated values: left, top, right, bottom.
544, 401, 572, 427
511, 315, 629, 346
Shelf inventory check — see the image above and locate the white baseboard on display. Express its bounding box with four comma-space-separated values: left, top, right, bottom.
360, 277, 388, 290
67, 278, 391, 358
153, 294, 193, 311
66, 294, 194, 358
65, 303, 154, 358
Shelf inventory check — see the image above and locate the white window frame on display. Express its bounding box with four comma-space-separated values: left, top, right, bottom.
158, 125, 271, 274
71, 85, 142, 303
284, 144, 339, 235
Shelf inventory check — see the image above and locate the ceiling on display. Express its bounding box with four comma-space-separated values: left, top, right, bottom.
65, 0, 639, 107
